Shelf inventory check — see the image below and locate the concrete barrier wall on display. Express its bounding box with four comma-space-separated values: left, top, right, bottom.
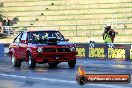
2, 43, 132, 61
0, 44, 4, 57
76, 43, 132, 60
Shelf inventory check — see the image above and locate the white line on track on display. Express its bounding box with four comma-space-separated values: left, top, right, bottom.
0, 73, 131, 88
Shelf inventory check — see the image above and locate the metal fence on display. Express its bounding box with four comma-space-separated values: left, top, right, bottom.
1, 25, 101, 37
0, 24, 129, 43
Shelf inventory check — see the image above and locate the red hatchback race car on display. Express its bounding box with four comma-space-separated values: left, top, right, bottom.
9, 30, 77, 68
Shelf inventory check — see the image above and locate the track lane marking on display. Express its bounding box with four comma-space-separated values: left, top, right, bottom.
0, 73, 131, 88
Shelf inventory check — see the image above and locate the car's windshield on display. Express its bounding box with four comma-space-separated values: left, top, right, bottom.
28, 31, 65, 43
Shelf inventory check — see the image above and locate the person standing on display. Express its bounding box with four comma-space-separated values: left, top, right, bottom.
102, 25, 112, 43
102, 24, 117, 43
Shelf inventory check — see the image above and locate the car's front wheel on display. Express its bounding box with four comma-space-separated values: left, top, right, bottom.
11, 54, 21, 67
68, 59, 76, 68
28, 53, 36, 68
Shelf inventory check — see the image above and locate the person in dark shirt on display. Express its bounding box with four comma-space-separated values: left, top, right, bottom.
108, 28, 117, 43
2, 19, 7, 26
103, 25, 118, 43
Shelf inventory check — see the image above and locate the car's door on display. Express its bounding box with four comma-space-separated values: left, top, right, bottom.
19, 32, 28, 59
10, 32, 23, 58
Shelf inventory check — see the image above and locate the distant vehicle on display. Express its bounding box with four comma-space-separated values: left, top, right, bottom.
9, 30, 77, 68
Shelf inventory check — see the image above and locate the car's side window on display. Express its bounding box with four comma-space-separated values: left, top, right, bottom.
13, 32, 23, 43
21, 32, 27, 40
27, 33, 35, 43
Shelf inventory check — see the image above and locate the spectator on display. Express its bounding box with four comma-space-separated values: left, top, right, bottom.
102, 24, 117, 43
2, 19, 7, 26
7, 19, 11, 26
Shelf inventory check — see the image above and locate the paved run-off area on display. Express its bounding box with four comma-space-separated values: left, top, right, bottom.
0, 57, 132, 88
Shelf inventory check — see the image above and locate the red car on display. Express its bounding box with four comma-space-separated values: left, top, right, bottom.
9, 30, 77, 68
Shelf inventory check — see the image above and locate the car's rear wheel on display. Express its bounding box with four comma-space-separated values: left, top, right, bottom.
68, 59, 76, 68
28, 53, 36, 68
11, 54, 21, 67
48, 62, 58, 68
